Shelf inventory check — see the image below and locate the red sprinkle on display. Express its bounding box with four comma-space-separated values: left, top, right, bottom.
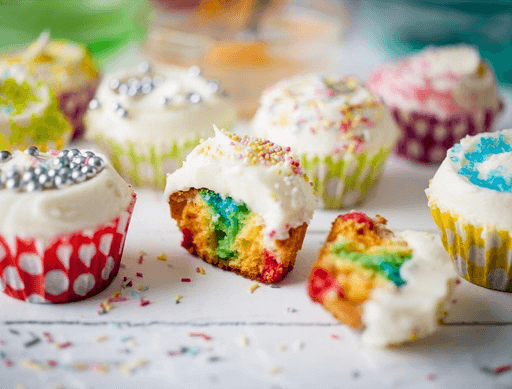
168, 351, 180, 356
181, 278, 191, 283
330, 334, 341, 340
139, 299, 151, 307
47, 360, 58, 367
4, 359, 12, 367
426, 373, 436, 381
189, 332, 212, 341
495, 365, 512, 374
136, 272, 143, 278
56, 341, 73, 349
138, 255, 144, 265
42, 332, 54, 344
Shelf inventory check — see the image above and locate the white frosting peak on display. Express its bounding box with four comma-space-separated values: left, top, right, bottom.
164, 127, 317, 242
361, 231, 457, 347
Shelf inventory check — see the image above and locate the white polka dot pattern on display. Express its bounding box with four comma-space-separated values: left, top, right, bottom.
73, 273, 95, 296
3, 266, 24, 290
102, 257, 115, 280
99, 234, 113, 256
19, 253, 43, 275
44, 270, 70, 296
79, 243, 96, 267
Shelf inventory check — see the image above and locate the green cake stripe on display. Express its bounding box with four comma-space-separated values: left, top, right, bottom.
331, 242, 412, 286
200, 189, 251, 261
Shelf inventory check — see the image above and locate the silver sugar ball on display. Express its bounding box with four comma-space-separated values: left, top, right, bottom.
38, 174, 54, 189
112, 102, 121, 111
72, 156, 87, 165
127, 86, 139, 97
141, 83, 153, 94
173, 95, 185, 105
58, 149, 69, 158
47, 169, 57, 178
206, 80, 220, 93
187, 92, 202, 104
87, 156, 105, 172
54, 175, 71, 189
58, 167, 71, 179
0, 150, 11, 162
22, 171, 35, 182
71, 169, 86, 183
33, 167, 45, 176
81, 165, 97, 178
68, 149, 81, 158
83, 151, 95, 158
138, 62, 151, 74
116, 108, 128, 118
25, 180, 41, 193
188, 65, 202, 77
109, 79, 121, 90
160, 96, 170, 106
88, 99, 100, 110
153, 76, 164, 86
25, 146, 39, 157
141, 76, 152, 85
118, 83, 128, 95
5, 176, 20, 190
6, 169, 19, 179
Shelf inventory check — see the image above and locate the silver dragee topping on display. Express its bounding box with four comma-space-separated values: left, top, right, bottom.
0, 147, 105, 192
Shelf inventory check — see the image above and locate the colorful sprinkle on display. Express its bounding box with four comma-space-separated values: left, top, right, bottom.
189, 332, 212, 341
249, 283, 260, 293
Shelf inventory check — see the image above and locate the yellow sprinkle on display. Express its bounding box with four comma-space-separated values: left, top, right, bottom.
127, 339, 138, 348
249, 283, 260, 294
21, 359, 52, 372
16, 384, 27, 389
138, 285, 145, 292
157, 253, 167, 261
269, 366, 283, 375
175, 294, 183, 304
196, 266, 206, 275
240, 335, 249, 347
277, 344, 287, 352
73, 362, 88, 372
95, 335, 108, 343
95, 363, 110, 373
118, 358, 149, 375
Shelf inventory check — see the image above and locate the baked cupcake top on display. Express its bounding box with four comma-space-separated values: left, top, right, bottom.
0, 64, 72, 151
427, 129, 512, 230
252, 73, 399, 158
0, 146, 133, 241
367, 45, 500, 116
164, 127, 317, 242
85, 63, 237, 147
2, 32, 98, 94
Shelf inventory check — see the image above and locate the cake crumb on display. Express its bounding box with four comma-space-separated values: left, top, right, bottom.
249, 283, 260, 293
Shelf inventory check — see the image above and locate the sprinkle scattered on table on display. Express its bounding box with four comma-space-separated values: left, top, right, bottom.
95, 335, 108, 343
330, 334, 341, 340
482, 364, 512, 375
53, 341, 73, 350
118, 358, 149, 375
249, 283, 260, 293
426, 373, 436, 380
269, 366, 283, 375
157, 253, 167, 261
136, 272, 143, 278
176, 294, 183, 304
182, 278, 191, 282
196, 266, 206, 275
240, 335, 249, 347
189, 332, 212, 341
277, 344, 287, 352
21, 359, 53, 372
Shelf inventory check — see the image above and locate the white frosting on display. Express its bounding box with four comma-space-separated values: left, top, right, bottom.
426, 130, 512, 230
0, 65, 51, 130
252, 73, 399, 158
84, 65, 237, 152
367, 45, 500, 116
0, 150, 133, 243
477, 152, 512, 181
164, 127, 317, 243
361, 230, 457, 347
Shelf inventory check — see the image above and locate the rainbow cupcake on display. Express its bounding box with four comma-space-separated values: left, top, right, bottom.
367, 45, 502, 164
165, 127, 316, 283
252, 73, 399, 209
308, 212, 458, 347
427, 129, 512, 292
0, 146, 135, 303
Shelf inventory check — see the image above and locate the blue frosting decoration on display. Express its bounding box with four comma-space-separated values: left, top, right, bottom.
456, 134, 512, 192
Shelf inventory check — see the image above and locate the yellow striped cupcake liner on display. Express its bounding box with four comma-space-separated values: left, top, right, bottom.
92, 135, 203, 189
300, 146, 392, 209
429, 202, 512, 292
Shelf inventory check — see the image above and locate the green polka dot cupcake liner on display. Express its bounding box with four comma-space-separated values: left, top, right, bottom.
300, 147, 392, 209
92, 136, 202, 189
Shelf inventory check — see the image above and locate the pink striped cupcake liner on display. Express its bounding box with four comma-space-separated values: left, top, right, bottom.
0, 193, 136, 304
58, 78, 100, 141
391, 103, 503, 164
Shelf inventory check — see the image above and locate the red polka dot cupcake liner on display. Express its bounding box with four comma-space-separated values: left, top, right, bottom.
59, 78, 100, 141
391, 103, 503, 164
0, 193, 136, 304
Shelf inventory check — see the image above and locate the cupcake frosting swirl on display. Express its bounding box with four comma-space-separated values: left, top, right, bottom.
427, 129, 512, 229
165, 127, 317, 242
252, 73, 399, 158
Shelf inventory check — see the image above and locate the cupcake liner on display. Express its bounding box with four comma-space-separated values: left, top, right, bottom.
391, 104, 503, 164
300, 146, 392, 209
429, 201, 512, 292
93, 135, 203, 189
0, 193, 136, 303
59, 77, 100, 141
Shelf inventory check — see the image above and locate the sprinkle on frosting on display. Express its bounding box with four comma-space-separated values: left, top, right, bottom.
449, 132, 512, 192
0, 76, 40, 116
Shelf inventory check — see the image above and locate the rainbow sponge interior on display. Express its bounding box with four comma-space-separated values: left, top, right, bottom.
169, 188, 308, 284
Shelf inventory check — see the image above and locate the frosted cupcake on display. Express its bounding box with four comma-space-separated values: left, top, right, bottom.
427, 129, 512, 292
252, 74, 399, 209
0, 64, 73, 151
308, 212, 458, 347
367, 45, 502, 164
85, 63, 237, 189
0, 146, 135, 303
165, 127, 316, 283
2, 32, 100, 140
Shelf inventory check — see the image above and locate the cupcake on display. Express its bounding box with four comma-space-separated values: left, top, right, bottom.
85, 63, 237, 189
0, 146, 135, 303
164, 127, 316, 283
308, 212, 458, 347
252, 73, 399, 209
2, 32, 100, 140
367, 45, 502, 164
427, 129, 512, 292
0, 64, 73, 151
